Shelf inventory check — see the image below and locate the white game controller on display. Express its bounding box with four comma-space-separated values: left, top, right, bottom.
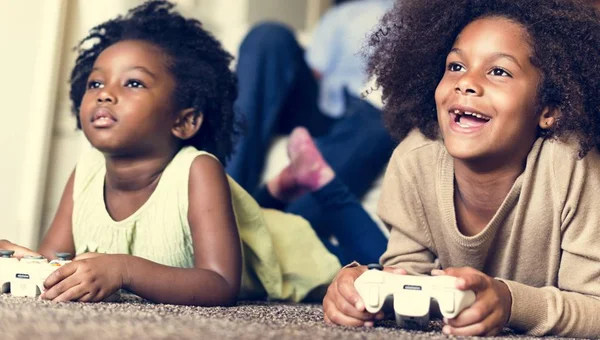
0, 250, 72, 297
354, 264, 476, 329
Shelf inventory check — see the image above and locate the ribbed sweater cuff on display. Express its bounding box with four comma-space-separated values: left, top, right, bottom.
496, 279, 548, 335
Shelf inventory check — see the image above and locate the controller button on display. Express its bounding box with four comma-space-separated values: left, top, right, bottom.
0, 250, 15, 258
367, 263, 384, 271
368, 286, 380, 307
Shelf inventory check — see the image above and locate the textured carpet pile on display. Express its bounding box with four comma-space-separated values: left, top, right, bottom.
0, 294, 581, 339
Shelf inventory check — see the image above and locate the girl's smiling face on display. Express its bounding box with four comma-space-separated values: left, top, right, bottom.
435, 17, 548, 168
79, 40, 179, 155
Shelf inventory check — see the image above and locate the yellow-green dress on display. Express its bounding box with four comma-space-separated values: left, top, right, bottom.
71, 146, 341, 302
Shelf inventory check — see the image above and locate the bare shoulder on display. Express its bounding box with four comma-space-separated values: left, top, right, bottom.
189, 154, 228, 185
187, 154, 231, 206
186, 154, 236, 235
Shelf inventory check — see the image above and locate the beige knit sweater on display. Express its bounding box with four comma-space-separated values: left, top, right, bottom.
378, 130, 600, 338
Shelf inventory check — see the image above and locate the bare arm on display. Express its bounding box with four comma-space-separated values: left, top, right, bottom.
38, 170, 76, 260
0, 240, 41, 258
117, 155, 242, 305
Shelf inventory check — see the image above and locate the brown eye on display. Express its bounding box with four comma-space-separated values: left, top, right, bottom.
125, 79, 145, 88
448, 63, 464, 72
87, 81, 103, 89
490, 68, 512, 77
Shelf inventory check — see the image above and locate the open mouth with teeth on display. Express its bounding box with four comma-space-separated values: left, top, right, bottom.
450, 109, 491, 129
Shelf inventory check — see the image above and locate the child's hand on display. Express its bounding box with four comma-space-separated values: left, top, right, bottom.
323, 265, 406, 327
432, 267, 512, 336
73, 252, 103, 261
41, 254, 127, 302
0, 239, 42, 259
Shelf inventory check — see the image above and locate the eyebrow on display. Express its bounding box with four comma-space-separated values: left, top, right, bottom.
91, 66, 157, 79
449, 48, 523, 70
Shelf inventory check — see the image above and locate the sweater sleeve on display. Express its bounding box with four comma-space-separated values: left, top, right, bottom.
378, 137, 441, 275
499, 143, 600, 338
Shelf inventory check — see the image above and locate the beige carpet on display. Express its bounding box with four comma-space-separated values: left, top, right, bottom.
0, 294, 582, 340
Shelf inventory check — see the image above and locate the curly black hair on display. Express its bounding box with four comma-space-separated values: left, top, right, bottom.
366, 0, 600, 157
69, 0, 238, 164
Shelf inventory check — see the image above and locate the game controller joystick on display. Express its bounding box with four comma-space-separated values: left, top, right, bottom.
0, 250, 15, 258
55, 252, 72, 261
354, 266, 476, 329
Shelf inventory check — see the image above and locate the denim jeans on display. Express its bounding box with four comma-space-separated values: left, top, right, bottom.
227, 22, 394, 264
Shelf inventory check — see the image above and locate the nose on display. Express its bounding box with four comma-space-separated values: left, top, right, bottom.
454, 72, 483, 96
96, 88, 117, 104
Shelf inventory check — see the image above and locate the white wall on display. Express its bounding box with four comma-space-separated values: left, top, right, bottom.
0, 0, 66, 248
0, 1, 39, 245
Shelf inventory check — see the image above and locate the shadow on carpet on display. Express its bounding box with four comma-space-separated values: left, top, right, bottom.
0, 294, 583, 340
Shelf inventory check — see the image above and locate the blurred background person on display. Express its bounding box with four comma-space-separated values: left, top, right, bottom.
226, 0, 396, 262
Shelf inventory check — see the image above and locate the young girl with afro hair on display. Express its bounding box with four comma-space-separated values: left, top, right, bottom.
323, 0, 600, 337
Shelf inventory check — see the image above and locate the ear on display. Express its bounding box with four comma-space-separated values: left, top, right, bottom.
172, 108, 203, 140
538, 106, 560, 130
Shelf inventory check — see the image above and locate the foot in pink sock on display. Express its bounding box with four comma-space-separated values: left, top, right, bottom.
266, 164, 308, 202
287, 127, 335, 191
